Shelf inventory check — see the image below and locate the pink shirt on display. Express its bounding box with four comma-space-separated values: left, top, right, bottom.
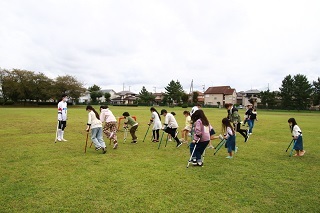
193, 119, 211, 142
100, 108, 117, 123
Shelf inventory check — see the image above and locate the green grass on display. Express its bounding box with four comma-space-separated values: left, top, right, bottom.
0, 106, 320, 212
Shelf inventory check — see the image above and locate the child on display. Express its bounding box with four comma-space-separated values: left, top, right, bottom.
57, 94, 68, 142
123, 112, 139, 143
288, 118, 305, 156
225, 103, 248, 142
180, 111, 191, 143
189, 109, 211, 166
248, 108, 258, 134
222, 117, 237, 159
86, 105, 106, 154
148, 107, 162, 142
160, 109, 182, 147
167, 112, 177, 142
100, 105, 118, 149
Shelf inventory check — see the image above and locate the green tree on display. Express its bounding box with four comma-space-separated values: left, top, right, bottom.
54, 75, 86, 102
164, 80, 184, 105
279, 75, 294, 110
292, 74, 312, 110
312, 77, 320, 106
259, 89, 277, 109
138, 86, 154, 105
181, 93, 189, 104
192, 91, 199, 104
104, 92, 111, 103
33, 72, 55, 102
88, 84, 102, 103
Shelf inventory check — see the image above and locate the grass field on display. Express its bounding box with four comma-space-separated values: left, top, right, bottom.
0, 106, 320, 212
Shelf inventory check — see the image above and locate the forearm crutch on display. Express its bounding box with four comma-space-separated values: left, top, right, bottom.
142, 125, 151, 142
84, 130, 90, 153
186, 138, 200, 168
289, 140, 297, 157
123, 127, 128, 143
285, 139, 294, 152
54, 121, 59, 143
164, 134, 169, 147
158, 131, 165, 149
214, 139, 226, 155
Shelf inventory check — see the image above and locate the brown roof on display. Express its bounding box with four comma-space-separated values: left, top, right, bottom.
204, 86, 235, 95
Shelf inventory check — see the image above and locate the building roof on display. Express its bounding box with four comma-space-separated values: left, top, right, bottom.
116, 91, 137, 96
244, 89, 260, 94
204, 86, 235, 95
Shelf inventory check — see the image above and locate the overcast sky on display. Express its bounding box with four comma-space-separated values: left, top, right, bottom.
1, 0, 319, 94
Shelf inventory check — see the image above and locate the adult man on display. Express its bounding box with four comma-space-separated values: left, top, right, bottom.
160, 109, 182, 148
57, 94, 68, 141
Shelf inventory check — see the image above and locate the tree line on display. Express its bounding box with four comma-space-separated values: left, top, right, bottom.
1, 68, 319, 110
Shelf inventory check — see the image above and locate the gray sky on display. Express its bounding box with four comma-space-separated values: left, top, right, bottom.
1, 0, 319, 94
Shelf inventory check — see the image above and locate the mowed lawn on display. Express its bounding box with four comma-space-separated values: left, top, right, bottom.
0, 106, 319, 212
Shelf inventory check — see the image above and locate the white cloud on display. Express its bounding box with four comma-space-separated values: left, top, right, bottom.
0, 0, 319, 93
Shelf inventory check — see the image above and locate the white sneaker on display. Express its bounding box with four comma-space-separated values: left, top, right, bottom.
235, 146, 238, 153
61, 138, 68, 141
113, 143, 118, 149
207, 145, 214, 149
168, 139, 172, 142
57, 138, 62, 142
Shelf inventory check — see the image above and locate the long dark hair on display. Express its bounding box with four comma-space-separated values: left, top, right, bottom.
86, 105, 100, 119
222, 117, 235, 135
150, 107, 161, 121
191, 109, 209, 126
288, 118, 297, 132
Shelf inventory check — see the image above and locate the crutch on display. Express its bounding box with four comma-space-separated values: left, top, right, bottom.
158, 131, 165, 149
289, 139, 297, 157
164, 134, 169, 147
123, 127, 128, 143
142, 125, 151, 142
84, 129, 90, 153
186, 138, 200, 168
54, 121, 59, 143
285, 139, 294, 152
214, 138, 226, 155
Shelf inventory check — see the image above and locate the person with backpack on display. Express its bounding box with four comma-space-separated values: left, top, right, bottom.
224, 103, 248, 142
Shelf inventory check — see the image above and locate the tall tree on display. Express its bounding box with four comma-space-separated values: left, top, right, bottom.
54, 75, 86, 101
88, 84, 102, 103
259, 89, 277, 109
192, 91, 199, 104
292, 74, 312, 110
312, 77, 320, 106
164, 80, 184, 104
104, 92, 111, 103
138, 86, 153, 105
279, 75, 294, 109
88, 84, 101, 92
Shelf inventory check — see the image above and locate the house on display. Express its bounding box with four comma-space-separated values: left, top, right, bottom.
237, 89, 261, 107
204, 86, 237, 106
99, 89, 117, 102
153, 92, 165, 105
78, 90, 91, 103
111, 91, 137, 105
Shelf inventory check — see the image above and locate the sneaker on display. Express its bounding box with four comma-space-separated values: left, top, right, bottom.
102, 148, 107, 154
194, 162, 203, 167
226, 156, 233, 159
207, 145, 214, 149
95, 147, 102, 151
113, 143, 118, 149
61, 138, 68, 141
57, 138, 62, 142
249, 133, 252, 135
244, 136, 248, 142
176, 142, 182, 148
191, 159, 197, 165
168, 139, 172, 142
131, 141, 137, 144
235, 146, 238, 153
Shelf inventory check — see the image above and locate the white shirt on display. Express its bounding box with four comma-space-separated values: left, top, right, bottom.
151, 111, 162, 130
190, 106, 199, 116
88, 111, 102, 129
57, 101, 67, 121
292, 125, 302, 137
164, 113, 178, 128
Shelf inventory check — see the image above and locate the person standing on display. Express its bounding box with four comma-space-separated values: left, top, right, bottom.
222, 117, 237, 159
160, 109, 182, 148
189, 110, 211, 166
123, 112, 139, 143
100, 105, 118, 149
86, 105, 106, 154
148, 107, 162, 142
57, 94, 68, 142
288, 118, 305, 156
248, 108, 258, 134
